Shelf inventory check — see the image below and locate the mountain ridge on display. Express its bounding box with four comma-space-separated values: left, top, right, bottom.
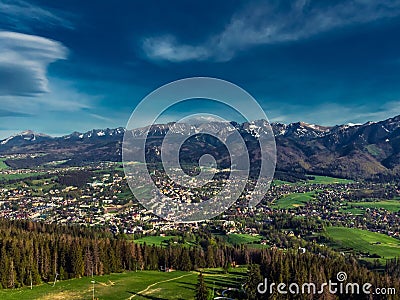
4, 114, 397, 141
1, 115, 399, 181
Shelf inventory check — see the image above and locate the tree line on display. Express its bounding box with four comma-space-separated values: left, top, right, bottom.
0, 219, 399, 300
0, 219, 255, 288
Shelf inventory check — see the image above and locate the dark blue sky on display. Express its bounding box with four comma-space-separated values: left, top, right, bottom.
0, 0, 400, 137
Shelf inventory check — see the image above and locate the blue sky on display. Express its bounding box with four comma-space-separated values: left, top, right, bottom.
0, 0, 400, 138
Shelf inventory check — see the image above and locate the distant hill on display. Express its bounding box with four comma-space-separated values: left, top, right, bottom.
1, 115, 399, 181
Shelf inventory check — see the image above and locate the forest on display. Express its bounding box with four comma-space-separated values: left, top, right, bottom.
0, 219, 398, 300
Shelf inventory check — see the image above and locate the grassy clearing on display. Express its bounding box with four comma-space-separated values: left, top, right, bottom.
326, 227, 400, 260
0, 158, 9, 170
365, 144, 385, 157
306, 175, 353, 184
0, 177, 56, 192
339, 206, 365, 215
224, 233, 263, 245
117, 190, 134, 201
133, 235, 179, 246
346, 200, 400, 213
0, 172, 45, 181
272, 192, 315, 209
214, 233, 267, 249
0, 268, 247, 300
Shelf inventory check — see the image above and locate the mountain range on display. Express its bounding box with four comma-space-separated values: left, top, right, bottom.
1, 115, 399, 181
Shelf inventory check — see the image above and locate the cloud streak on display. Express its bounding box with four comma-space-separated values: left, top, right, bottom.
142, 35, 209, 62
0, 108, 31, 117
0, 31, 68, 96
0, 0, 74, 31
143, 0, 400, 62
267, 100, 400, 126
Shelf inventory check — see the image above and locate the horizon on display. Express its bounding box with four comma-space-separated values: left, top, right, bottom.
2, 113, 399, 139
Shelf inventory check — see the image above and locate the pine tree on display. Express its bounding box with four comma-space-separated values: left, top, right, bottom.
195, 272, 208, 300
206, 245, 215, 268
7, 259, 15, 288
71, 241, 84, 277
244, 264, 262, 300
180, 248, 192, 271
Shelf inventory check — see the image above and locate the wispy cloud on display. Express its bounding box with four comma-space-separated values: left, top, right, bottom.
143, 0, 400, 62
89, 113, 114, 122
0, 31, 68, 96
142, 35, 209, 62
0, 0, 74, 31
268, 100, 400, 126
0, 108, 31, 117
0, 78, 94, 121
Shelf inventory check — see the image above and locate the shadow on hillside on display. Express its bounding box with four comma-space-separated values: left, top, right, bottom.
174, 281, 195, 289
126, 291, 166, 300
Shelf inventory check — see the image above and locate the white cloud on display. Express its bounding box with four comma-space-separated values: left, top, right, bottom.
267, 100, 400, 126
0, 31, 68, 96
143, 0, 400, 62
142, 35, 209, 62
0, 0, 74, 31
89, 113, 114, 122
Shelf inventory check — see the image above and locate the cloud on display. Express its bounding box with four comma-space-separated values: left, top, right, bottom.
0, 78, 102, 137
89, 113, 114, 122
0, 108, 31, 117
0, 31, 68, 96
143, 0, 400, 62
267, 100, 400, 126
0, 0, 74, 31
142, 35, 209, 62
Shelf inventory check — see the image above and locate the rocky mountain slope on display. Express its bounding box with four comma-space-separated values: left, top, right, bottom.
1, 115, 399, 180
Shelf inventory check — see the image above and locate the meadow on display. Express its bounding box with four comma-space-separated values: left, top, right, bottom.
271, 179, 292, 186
0, 268, 247, 300
325, 227, 400, 260
346, 199, 400, 213
0, 172, 45, 181
272, 192, 315, 209
133, 235, 179, 246
223, 233, 263, 245
272, 175, 353, 186
0, 158, 9, 170
133, 233, 267, 249
306, 175, 354, 184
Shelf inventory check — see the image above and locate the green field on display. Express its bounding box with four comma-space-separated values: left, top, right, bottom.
0, 158, 9, 170
0, 172, 45, 181
326, 227, 400, 260
271, 179, 292, 186
215, 233, 268, 249
339, 206, 365, 215
272, 192, 315, 209
0, 268, 246, 300
133, 235, 179, 246
306, 175, 353, 184
0, 177, 56, 192
224, 233, 263, 245
346, 199, 400, 213
272, 175, 352, 186
117, 190, 135, 201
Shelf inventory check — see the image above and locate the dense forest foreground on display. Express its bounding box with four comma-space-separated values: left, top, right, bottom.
0, 220, 399, 299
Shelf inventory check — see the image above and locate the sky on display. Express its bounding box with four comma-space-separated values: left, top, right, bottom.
0, 0, 400, 138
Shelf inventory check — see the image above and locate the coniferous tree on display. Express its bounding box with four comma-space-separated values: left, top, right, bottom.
180, 248, 192, 271
195, 272, 208, 300
245, 264, 262, 300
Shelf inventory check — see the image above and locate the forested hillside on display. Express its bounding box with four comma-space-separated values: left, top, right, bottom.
0, 219, 399, 300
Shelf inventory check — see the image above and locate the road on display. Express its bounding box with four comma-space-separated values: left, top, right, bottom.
127, 273, 194, 299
